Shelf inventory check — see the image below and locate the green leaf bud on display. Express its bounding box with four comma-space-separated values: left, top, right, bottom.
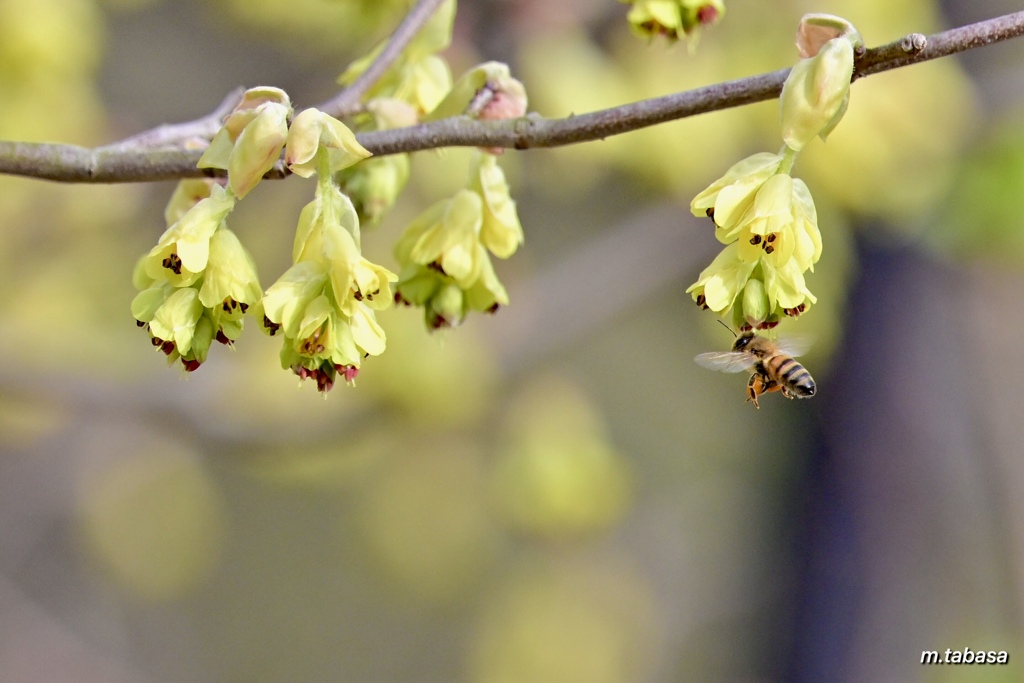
339, 154, 411, 226
427, 62, 527, 123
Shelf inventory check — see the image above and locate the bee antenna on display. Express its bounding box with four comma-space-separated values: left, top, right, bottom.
716, 319, 737, 337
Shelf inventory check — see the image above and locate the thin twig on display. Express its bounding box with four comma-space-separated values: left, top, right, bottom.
1, 10, 1022, 184
100, 88, 244, 151
317, 0, 449, 118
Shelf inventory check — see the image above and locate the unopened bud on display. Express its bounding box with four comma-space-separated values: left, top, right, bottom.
780, 35, 854, 151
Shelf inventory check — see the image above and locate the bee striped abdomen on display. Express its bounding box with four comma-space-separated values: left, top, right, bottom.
768, 356, 816, 397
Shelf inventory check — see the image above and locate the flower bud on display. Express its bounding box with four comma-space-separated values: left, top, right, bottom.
339, 154, 410, 225
286, 108, 371, 178
394, 266, 442, 307
796, 14, 863, 58
427, 62, 527, 122
428, 283, 466, 329
780, 36, 854, 151
199, 87, 293, 199
740, 278, 770, 328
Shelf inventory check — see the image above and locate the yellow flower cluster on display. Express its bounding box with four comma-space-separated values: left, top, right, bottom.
393, 153, 523, 329
688, 152, 820, 329
255, 110, 394, 392
619, 0, 725, 44
132, 181, 261, 371
686, 15, 859, 330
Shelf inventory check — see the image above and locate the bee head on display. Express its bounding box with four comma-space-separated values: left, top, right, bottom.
732, 331, 756, 352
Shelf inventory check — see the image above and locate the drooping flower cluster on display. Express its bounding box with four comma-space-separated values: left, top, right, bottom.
131, 4, 533, 392
132, 88, 296, 371
687, 14, 859, 330
132, 181, 261, 371
390, 60, 528, 331
688, 152, 821, 329
394, 153, 523, 329
618, 0, 725, 44
256, 109, 393, 392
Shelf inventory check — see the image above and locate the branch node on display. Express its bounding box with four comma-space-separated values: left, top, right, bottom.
901, 33, 928, 54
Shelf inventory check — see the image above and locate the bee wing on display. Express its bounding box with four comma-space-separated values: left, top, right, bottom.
776, 336, 813, 358
694, 351, 758, 373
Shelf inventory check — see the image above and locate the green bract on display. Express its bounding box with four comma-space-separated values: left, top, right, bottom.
740, 278, 770, 328
285, 108, 371, 179
779, 36, 854, 152
340, 154, 410, 225
199, 87, 293, 199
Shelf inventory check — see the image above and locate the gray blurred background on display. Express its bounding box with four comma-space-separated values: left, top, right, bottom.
0, 0, 1022, 681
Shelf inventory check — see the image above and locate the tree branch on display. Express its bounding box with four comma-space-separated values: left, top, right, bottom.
317, 0, 449, 117
1, 10, 1022, 184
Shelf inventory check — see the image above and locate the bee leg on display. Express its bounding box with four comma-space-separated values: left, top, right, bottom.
746, 374, 763, 409
780, 386, 795, 400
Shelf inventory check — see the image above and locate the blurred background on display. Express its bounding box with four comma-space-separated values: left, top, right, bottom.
1, 0, 1023, 681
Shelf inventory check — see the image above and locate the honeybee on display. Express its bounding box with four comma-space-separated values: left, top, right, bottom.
695, 330, 816, 408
